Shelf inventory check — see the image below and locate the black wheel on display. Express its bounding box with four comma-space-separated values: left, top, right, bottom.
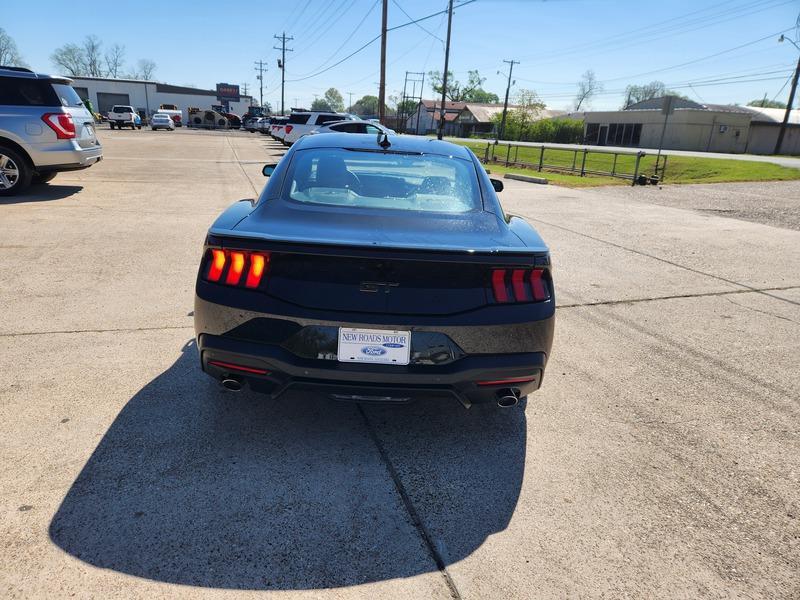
33, 171, 57, 184
110, 122, 115, 130
0, 147, 32, 196
137, 125, 141, 130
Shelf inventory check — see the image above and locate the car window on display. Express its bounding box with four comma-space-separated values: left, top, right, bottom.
51, 83, 84, 107
112, 105, 132, 112
284, 148, 480, 213
315, 114, 344, 126
0, 77, 59, 106
365, 124, 381, 134
331, 122, 361, 133
288, 113, 310, 124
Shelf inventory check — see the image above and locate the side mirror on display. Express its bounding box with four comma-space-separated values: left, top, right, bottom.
262, 163, 277, 177
490, 178, 504, 192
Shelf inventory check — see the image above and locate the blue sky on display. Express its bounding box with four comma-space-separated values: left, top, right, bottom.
5, 0, 799, 111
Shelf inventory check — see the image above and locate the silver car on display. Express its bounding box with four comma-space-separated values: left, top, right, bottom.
0, 66, 102, 196
150, 113, 176, 131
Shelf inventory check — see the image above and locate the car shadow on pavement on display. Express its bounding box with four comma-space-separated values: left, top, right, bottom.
49, 340, 525, 590
1, 184, 83, 204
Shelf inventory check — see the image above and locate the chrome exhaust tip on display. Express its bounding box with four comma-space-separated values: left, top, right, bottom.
496, 388, 519, 408
221, 377, 242, 392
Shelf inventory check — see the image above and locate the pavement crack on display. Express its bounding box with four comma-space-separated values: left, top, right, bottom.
722, 296, 800, 325
357, 405, 462, 600
225, 135, 259, 196
0, 325, 193, 337
529, 217, 800, 308
557, 285, 800, 310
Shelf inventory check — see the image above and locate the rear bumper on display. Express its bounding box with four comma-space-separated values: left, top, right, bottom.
199, 332, 546, 406
30, 142, 103, 170
194, 295, 554, 406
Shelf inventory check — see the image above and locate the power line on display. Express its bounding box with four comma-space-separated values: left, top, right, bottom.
286, 1, 477, 83
390, 0, 444, 42
254, 60, 267, 108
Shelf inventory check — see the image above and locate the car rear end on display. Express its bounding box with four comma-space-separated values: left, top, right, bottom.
194, 137, 555, 408
0, 70, 102, 195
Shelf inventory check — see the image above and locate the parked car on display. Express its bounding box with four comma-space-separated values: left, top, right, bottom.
150, 113, 176, 131
157, 103, 182, 127
0, 66, 103, 196
256, 117, 271, 134
108, 105, 141, 130
243, 116, 260, 132
270, 116, 289, 141
281, 111, 359, 145
193, 133, 555, 409
309, 120, 395, 136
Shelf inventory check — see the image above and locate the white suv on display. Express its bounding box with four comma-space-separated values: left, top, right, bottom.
281, 111, 359, 146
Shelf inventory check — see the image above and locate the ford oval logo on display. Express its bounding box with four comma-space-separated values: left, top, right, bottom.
361, 346, 387, 356
383, 342, 404, 348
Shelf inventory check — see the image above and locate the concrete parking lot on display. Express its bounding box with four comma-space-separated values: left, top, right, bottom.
1, 128, 798, 599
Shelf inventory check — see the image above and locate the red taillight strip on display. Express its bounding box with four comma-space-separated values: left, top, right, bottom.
208, 360, 269, 375
530, 269, 549, 301
492, 269, 509, 303
207, 249, 226, 282
226, 251, 245, 285
245, 253, 267, 288
476, 376, 536, 387
511, 269, 528, 302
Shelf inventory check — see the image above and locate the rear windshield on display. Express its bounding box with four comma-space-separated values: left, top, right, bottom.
283, 148, 480, 213
51, 83, 84, 107
288, 113, 310, 124
112, 105, 132, 112
315, 113, 345, 125
0, 77, 59, 106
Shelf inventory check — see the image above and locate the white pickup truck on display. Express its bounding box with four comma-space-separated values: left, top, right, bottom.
108, 105, 141, 130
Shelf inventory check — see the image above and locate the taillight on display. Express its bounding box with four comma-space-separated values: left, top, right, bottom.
491, 268, 550, 303
203, 249, 270, 289
284, 125, 293, 134
41, 112, 76, 139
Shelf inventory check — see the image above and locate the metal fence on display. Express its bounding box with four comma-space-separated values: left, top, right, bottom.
480, 142, 664, 186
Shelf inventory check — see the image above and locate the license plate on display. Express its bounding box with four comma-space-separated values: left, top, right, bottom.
337, 328, 411, 365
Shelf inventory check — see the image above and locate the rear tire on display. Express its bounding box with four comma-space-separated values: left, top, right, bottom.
137, 125, 141, 130
33, 171, 58, 184
0, 147, 32, 197
110, 122, 115, 130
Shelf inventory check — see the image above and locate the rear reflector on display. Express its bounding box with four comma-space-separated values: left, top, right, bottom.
491, 267, 550, 303
476, 376, 536, 387
203, 248, 270, 289
208, 360, 269, 375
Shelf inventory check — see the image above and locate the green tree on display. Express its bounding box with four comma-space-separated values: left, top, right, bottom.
428, 69, 498, 103
351, 95, 379, 116
0, 28, 26, 67
622, 81, 688, 107
322, 87, 344, 112
492, 89, 546, 140
311, 98, 332, 111
747, 98, 787, 109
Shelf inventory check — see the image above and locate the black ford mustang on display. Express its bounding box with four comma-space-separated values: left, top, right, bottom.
194, 133, 554, 408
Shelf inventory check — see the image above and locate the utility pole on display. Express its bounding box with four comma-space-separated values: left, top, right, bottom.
774, 45, 800, 154
347, 91, 354, 112
274, 32, 294, 115
254, 60, 266, 108
378, 0, 388, 124
437, 0, 454, 140
498, 59, 518, 141
400, 72, 409, 133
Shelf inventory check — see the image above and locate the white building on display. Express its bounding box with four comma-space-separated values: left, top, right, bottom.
69, 76, 254, 121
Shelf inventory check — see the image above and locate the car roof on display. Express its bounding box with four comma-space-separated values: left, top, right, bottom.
0, 66, 72, 85
293, 132, 474, 159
